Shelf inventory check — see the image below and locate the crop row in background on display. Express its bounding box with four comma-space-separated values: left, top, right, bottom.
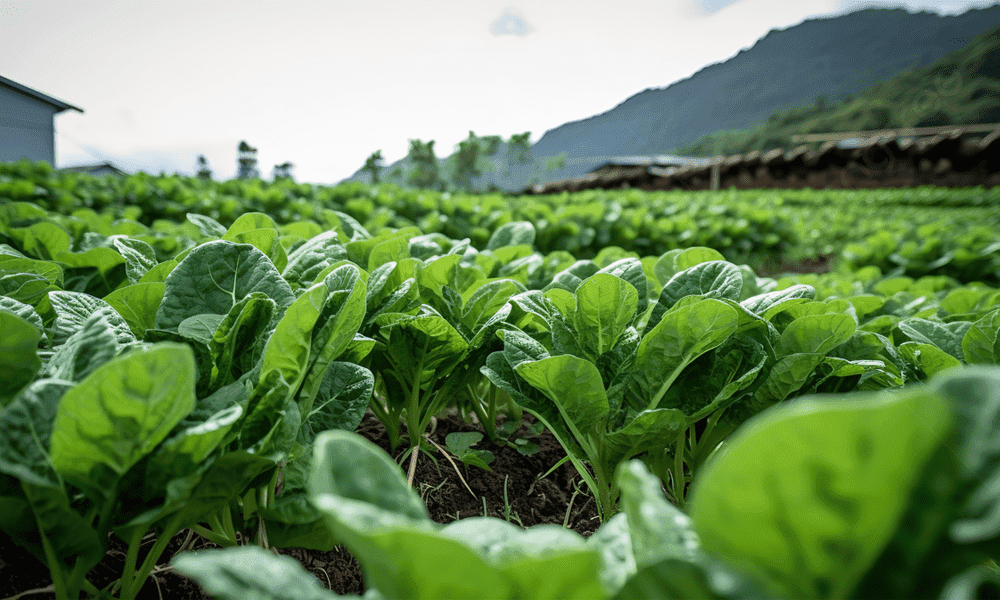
2, 159, 999, 283
1, 163, 999, 599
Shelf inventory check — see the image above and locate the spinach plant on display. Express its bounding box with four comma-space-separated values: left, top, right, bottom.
367, 247, 520, 484
485, 261, 699, 521
689, 365, 1000, 599
0, 343, 206, 600
222, 261, 372, 548
173, 366, 1000, 600
136, 237, 375, 553
444, 431, 495, 471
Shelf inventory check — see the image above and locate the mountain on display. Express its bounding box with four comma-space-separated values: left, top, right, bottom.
530, 6, 1000, 180
350, 5, 1000, 190
677, 23, 1000, 155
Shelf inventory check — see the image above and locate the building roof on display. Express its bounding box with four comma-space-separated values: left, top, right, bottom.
58, 162, 127, 176
522, 131, 1000, 194
589, 155, 714, 173
0, 75, 83, 113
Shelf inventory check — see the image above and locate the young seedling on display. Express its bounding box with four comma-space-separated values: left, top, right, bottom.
424, 434, 478, 499
495, 419, 542, 456
498, 475, 526, 527
444, 431, 495, 471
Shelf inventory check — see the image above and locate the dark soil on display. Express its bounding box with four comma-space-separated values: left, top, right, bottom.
0, 410, 599, 599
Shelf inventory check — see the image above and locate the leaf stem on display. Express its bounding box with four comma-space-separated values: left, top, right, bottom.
118, 526, 146, 598
205, 508, 239, 547
120, 514, 185, 600
191, 524, 237, 547
406, 446, 420, 488
38, 532, 68, 600
369, 392, 400, 451
469, 384, 497, 441
648, 360, 692, 411
60, 484, 119, 599
403, 349, 427, 488
672, 436, 687, 509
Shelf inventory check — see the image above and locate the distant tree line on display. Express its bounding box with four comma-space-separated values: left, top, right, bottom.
362, 131, 537, 191
192, 142, 295, 182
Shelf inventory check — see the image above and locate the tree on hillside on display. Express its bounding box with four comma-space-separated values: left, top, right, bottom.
543, 153, 566, 176
362, 150, 385, 184
196, 155, 212, 180
407, 139, 440, 189
237, 141, 259, 179
272, 162, 294, 181
452, 131, 482, 190
480, 135, 503, 156
507, 132, 532, 167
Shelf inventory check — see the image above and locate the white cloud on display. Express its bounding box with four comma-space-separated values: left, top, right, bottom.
698, 0, 744, 14
490, 8, 534, 36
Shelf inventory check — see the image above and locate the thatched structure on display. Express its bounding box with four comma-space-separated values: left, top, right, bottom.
522, 125, 1000, 194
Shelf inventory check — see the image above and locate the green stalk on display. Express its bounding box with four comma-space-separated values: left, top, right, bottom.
405, 347, 428, 452
256, 486, 270, 548
56, 543, 94, 600
549, 411, 616, 521
524, 408, 604, 518
590, 457, 614, 522
468, 384, 497, 440
192, 524, 238, 547
690, 410, 737, 473
120, 513, 186, 600
38, 532, 69, 600
405, 369, 425, 487
566, 451, 604, 520
81, 578, 99, 597
118, 526, 146, 598
62, 484, 119, 599
224, 500, 241, 543
369, 395, 400, 450
208, 513, 227, 541
204, 507, 239, 547
672, 436, 687, 509
648, 361, 693, 411
695, 409, 724, 457
266, 467, 278, 506
501, 387, 523, 423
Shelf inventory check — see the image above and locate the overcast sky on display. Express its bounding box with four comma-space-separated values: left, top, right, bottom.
1, 0, 996, 183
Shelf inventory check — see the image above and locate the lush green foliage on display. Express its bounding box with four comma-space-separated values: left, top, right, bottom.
486, 244, 1000, 519
174, 368, 1000, 599
0, 160, 798, 262
768, 188, 1000, 283
7, 162, 1000, 283
1, 169, 998, 598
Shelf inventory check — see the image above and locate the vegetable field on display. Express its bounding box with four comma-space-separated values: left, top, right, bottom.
1, 161, 999, 599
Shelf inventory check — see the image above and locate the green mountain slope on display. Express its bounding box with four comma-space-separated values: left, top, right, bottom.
349, 6, 1000, 190
677, 23, 1000, 156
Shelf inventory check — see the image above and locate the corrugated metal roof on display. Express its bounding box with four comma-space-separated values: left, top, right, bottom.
58, 162, 127, 176
0, 75, 83, 113
588, 154, 714, 172
522, 131, 1000, 194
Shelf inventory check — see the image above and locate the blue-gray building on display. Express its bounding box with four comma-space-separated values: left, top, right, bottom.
0, 75, 83, 165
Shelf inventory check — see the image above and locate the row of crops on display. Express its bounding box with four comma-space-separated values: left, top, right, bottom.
1, 164, 999, 599
4, 160, 1000, 283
